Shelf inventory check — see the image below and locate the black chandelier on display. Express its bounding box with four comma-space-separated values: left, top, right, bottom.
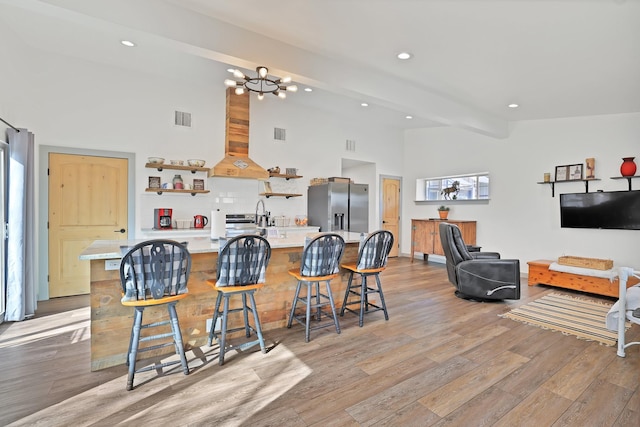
224, 66, 297, 100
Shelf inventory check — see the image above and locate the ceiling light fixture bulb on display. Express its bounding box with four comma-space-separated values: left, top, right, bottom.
278, 92, 286, 99
397, 52, 412, 60
287, 85, 298, 92
281, 76, 292, 83
257, 92, 264, 100
224, 79, 237, 87
235, 87, 245, 95
258, 66, 268, 78
233, 69, 245, 79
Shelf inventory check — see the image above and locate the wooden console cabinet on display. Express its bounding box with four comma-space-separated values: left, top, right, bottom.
411, 219, 476, 262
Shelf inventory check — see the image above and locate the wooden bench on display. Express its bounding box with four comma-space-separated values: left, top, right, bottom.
527, 259, 639, 298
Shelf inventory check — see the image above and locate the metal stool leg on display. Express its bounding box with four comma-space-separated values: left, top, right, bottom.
127, 307, 144, 391
219, 295, 230, 365
242, 292, 251, 338
168, 302, 189, 375
248, 291, 266, 353
325, 281, 341, 334
209, 292, 223, 346
376, 274, 389, 320
287, 281, 302, 328
340, 272, 354, 317
305, 281, 312, 343
359, 275, 367, 327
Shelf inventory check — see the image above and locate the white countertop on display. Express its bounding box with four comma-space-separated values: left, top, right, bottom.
79, 231, 363, 260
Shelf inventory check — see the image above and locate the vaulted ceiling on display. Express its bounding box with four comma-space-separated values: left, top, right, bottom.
1, 0, 639, 138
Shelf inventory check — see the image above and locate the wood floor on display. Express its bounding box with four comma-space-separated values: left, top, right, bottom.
1, 258, 638, 426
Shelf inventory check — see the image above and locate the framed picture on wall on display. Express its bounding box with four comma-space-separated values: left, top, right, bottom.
193, 179, 204, 190
555, 165, 569, 182
569, 164, 583, 180
148, 176, 161, 189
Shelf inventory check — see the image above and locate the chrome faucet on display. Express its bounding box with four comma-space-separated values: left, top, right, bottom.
255, 199, 267, 227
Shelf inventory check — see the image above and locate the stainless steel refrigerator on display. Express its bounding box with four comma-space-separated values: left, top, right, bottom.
307, 182, 369, 233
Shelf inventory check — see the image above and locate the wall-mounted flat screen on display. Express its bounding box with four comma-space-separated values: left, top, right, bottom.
560, 190, 640, 230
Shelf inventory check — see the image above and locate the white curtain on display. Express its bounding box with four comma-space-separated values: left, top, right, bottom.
5, 128, 36, 321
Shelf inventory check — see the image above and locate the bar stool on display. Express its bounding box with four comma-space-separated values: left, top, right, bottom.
287, 233, 346, 342
340, 230, 394, 326
207, 234, 271, 365
119, 240, 191, 391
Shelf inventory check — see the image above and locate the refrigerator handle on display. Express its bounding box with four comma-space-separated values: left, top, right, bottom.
334, 213, 344, 230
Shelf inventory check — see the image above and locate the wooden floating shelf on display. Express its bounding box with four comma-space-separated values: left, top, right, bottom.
145, 188, 210, 196
269, 173, 303, 180
145, 163, 209, 174
260, 192, 302, 199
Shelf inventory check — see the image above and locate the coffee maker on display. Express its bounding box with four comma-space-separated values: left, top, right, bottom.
154, 208, 173, 229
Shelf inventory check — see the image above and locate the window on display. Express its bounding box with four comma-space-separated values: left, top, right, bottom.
415, 172, 490, 202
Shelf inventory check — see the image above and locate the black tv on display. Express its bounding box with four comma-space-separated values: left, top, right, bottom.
560, 190, 640, 230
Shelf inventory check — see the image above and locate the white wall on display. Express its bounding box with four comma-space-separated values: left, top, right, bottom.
403, 113, 640, 268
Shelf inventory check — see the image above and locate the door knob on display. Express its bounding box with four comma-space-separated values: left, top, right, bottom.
114, 228, 126, 233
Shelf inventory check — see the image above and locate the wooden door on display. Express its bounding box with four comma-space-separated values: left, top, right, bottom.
49, 153, 128, 297
381, 177, 401, 257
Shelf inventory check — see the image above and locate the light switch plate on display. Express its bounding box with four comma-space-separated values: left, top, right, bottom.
105, 260, 120, 270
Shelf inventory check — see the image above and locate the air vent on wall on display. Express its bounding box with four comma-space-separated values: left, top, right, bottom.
274, 127, 286, 141
174, 110, 192, 127
346, 139, 356, 152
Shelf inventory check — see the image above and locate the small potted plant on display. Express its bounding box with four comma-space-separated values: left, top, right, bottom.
438, 205, 450, 220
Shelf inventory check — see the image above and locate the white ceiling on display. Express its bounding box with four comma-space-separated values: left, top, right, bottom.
1, 0, 639, 137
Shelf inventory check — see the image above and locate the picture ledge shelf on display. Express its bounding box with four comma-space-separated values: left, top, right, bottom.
537, 178, 600, 197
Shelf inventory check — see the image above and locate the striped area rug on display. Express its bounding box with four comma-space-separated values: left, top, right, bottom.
501, 293, 627, 346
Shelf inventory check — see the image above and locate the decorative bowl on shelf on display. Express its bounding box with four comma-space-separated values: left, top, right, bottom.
148, 157, 165, 164
187, 159, 206, 167
170, 160, 184, 166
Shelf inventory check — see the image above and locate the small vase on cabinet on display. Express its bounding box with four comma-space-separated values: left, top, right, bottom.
620, 157, 637, 177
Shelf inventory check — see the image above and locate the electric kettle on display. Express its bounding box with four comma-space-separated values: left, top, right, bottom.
194, 215, 208, 229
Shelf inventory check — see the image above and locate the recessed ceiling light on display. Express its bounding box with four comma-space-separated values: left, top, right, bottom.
508, 103, 519, 108
304, 87, 313, 92
405, 115, 413, 119
397, 52, 412, 60
120, 40, 136, 47
361, 102, 369, 107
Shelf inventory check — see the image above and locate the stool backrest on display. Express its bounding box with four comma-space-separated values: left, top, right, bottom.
120, 240, 191, 302
356, 230, 394, 270
216, 234, 271, 286
300, 233, 345, 277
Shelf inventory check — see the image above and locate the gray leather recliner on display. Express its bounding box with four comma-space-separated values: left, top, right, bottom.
439, 222, 521, 301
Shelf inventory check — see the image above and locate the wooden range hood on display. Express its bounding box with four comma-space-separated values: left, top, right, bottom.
209, 88, 269, 180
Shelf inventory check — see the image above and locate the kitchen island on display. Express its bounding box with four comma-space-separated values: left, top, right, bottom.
80, 232, 362, 371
